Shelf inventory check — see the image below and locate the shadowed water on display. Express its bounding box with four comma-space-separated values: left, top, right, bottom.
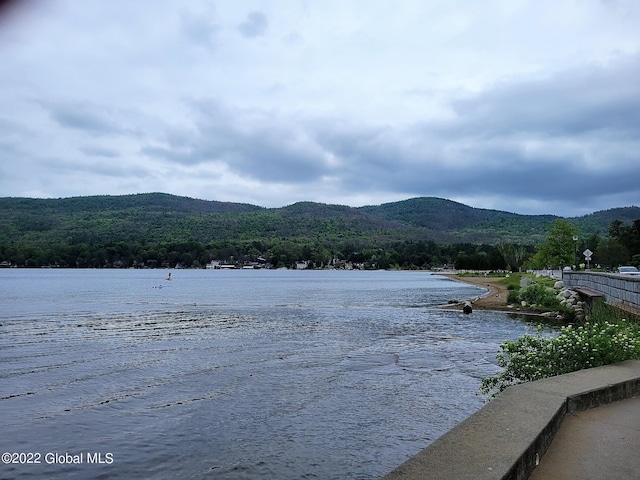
0, 269, 543, 479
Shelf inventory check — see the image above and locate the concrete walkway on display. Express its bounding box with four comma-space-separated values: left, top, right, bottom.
527, 396, 640, 480
382, 360, 640, 480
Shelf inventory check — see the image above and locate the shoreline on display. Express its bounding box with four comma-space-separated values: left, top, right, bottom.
436, 273, 534, 314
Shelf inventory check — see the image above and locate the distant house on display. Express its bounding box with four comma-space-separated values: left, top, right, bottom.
206, 260, 236, 269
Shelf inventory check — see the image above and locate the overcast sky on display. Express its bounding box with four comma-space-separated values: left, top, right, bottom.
1, 0, 639, 216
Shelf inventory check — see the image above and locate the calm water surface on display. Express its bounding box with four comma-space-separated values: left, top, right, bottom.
0, 269, 543, 479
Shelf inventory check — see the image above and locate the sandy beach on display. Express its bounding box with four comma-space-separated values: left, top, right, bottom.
438, 273, 514, 312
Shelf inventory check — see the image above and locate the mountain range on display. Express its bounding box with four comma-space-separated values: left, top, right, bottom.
1, 193, 638, 247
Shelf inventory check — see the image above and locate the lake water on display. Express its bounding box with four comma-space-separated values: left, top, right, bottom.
0, 269, 543, 479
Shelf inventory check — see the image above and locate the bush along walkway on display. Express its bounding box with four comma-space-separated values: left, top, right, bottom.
506, 277, 587, 320
481, 303, 640, 398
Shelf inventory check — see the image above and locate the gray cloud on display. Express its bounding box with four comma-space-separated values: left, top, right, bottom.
138, 50, 640, 214
448, 56, 640, 138
1, 1, 640, 216
42, 154, 151, 179
181, 9, 221, 50
389, 55, 640, 211
78, 146, 120, 158
43, 101, 123, 136
143, 101, 329, 183
237, 11, 268, 38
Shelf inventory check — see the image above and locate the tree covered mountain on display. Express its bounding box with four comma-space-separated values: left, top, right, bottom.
1, 193, 638, 248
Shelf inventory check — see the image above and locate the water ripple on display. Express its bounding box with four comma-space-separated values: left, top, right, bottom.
0, 269, 552, 479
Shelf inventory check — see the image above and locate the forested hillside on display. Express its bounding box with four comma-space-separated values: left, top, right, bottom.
360, 198, 559, 243
0, 193, 638, 269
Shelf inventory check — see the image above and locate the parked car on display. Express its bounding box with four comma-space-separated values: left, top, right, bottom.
617, 266, 640, 275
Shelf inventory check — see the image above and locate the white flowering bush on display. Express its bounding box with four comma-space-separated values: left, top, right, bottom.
481, 305, 640, 397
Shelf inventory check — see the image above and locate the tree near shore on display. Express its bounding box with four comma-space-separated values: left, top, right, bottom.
529, 219, 579, 269
497, 242, 527, 272
599, 219, 640, 267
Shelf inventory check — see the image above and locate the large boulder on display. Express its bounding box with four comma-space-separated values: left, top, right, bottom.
462, 301, 473, 314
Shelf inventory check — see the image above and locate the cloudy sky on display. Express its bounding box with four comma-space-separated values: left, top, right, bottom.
1, 0, 639, 216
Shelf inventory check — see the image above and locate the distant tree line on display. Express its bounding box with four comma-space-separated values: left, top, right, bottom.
0, 238, 512, 270
1, 219, 637, 271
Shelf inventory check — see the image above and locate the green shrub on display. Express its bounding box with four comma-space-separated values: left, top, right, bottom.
481, 305, 640, 397
507, 290, 519, 304
518, 283, 558, 308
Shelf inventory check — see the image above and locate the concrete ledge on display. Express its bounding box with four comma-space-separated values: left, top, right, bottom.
563, 271, 640, 311
382, 360, 640, 480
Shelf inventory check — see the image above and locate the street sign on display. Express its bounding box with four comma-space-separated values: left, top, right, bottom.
583, 249, 593, 269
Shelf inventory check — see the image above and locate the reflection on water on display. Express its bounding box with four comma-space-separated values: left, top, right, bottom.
0, 270, 548, 479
